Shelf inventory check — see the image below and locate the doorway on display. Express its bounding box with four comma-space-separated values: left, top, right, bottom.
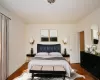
79, 31, 85, 51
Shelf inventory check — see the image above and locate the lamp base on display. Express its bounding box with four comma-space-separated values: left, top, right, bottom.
64, 48, 67, 55
31, 48, 33, 55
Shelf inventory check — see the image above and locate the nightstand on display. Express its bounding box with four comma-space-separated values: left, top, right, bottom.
62, 54, 70, 63
62, 54, 70, 57
26, 54, 36, 57
26, 54, 36, 62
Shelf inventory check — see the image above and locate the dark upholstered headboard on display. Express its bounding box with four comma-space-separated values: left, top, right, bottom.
37, 44, 61, 53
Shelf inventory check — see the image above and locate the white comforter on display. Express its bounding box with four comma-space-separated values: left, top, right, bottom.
28, 55, 72, 77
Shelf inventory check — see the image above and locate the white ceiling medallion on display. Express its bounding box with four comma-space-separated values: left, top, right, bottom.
47, 0, 56, 4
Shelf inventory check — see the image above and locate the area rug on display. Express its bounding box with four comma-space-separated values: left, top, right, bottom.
13, 69, 85, 80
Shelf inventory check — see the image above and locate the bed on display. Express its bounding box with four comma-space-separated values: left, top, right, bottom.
28, 44, 72, 80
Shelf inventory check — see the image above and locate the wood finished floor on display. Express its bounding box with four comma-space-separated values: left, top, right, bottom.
7, 62, 98, 80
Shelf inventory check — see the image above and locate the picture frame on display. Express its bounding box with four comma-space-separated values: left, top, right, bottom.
40, 29, 58, 42
50, 29, 57, 42
40, 29, 49, 41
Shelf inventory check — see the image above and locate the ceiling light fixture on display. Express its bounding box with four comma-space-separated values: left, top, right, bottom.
47, 0, 56, 4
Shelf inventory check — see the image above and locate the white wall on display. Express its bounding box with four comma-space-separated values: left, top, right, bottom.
25, 24, 77, 55
77, 7, 100, 51
0, 5, 26, 76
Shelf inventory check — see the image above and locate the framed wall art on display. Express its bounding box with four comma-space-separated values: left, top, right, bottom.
50, 29, 57, 42
41, 29, 49, 41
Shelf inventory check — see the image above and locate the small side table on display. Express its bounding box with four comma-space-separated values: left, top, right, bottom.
62, 54, 70, 57
62, 54, 70, 63
26, 54, 36, 62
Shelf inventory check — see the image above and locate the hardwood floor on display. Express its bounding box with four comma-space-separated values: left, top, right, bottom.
71, 64, 98, 80
7, 63, 98, 80
7, 63, 28, 80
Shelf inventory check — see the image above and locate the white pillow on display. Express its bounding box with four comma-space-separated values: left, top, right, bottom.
36, 52, 48, 56
49, 52, 62, 56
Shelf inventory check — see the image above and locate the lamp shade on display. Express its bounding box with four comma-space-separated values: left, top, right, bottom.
29, 37, 35, 45
63, 38, 67, 44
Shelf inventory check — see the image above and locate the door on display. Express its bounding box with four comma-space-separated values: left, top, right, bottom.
70, 33, 80, 63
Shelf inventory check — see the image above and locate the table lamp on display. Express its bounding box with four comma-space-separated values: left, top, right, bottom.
29, 37, 35, 55
62, 38, 67, 55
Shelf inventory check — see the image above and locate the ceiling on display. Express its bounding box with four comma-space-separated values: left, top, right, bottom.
0, 0, 100, 24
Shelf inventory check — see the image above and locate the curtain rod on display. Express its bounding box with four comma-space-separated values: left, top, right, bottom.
0, 12, 11, 20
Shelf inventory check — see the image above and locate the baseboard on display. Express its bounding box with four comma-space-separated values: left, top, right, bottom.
7, 62, 28, 80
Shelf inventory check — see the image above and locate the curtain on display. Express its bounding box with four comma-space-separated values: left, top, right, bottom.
0, 13, 9, 80
0, 13, 2, 80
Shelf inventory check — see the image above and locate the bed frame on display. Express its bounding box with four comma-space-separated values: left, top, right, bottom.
30, 44, 66, 80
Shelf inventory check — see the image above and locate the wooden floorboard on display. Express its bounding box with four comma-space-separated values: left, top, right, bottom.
7, 63, 98, 80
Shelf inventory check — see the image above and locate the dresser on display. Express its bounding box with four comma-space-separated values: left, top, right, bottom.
80, 51, 100, 79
